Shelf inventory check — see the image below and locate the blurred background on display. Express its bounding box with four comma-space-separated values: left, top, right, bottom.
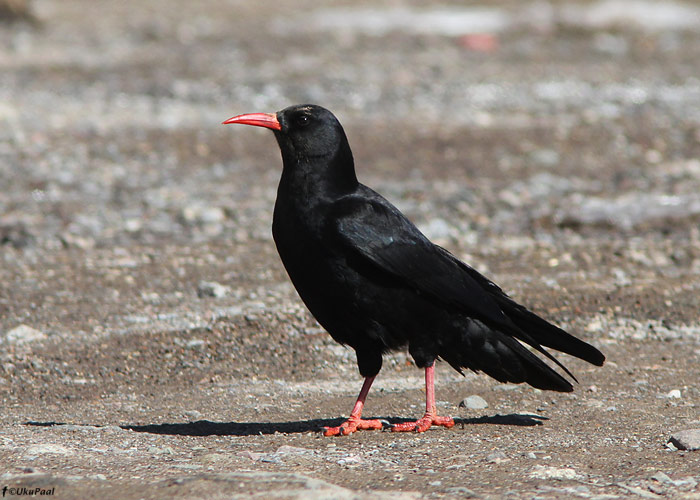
2, 0, 700, 252
1, 1, 700, 496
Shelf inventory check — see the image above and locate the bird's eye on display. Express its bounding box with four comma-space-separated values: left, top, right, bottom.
296, 114, 310, 127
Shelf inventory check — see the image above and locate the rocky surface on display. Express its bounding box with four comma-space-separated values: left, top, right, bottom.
669, 429, 700, 451
1, 0, 699, 499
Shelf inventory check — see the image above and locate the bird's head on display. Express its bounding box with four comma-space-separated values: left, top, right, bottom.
223, 104, 346, 160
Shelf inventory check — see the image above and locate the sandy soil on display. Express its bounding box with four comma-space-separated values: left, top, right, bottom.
1, 1, 700, 498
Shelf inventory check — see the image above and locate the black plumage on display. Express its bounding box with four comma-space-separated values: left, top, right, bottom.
223, 104, 604, 435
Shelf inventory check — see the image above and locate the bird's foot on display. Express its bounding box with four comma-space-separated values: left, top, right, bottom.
391, 412, 455, 433
323, 416, 386, 436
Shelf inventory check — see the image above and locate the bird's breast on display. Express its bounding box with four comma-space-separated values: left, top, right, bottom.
272, 197, 331, 284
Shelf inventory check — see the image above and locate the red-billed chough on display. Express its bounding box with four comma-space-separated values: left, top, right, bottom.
223, 104, 605, 436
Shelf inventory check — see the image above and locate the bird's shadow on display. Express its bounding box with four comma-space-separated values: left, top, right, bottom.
25, 413, 547, 437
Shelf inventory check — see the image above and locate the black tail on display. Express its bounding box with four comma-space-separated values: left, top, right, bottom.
441, 320, 575, 393
438, 246, 605, 368
436, 246, 604, 389
497, 334, 575, 392
496, 294, 605, 367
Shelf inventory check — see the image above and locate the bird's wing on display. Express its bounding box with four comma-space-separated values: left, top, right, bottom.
329, 192, 595, 379
329, 194, 512, 329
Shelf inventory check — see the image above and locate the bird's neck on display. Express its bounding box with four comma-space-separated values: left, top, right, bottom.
279, 139, 358, 203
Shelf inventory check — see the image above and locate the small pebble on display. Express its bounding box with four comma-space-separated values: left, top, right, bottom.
4, 325, 46, 344
197, 280, 231, 298
25, 444, 72, 455
651, 471, 672, 484
181, 205, 225, 225
184, 410, 202, 420
530, 465, 582, 480
337, 454, 362, 466
238, 451, 265, 461
486, 451, 508, 463
147, 446, 174, 455
459, 395, 488, 410
666, 389, 681, 399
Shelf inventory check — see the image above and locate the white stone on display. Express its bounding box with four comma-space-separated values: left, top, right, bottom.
197, 281, 231, 298
459, 395, 489, 410
530, 465, 583, 480
4, 325, 46, 344
25, 444, 72, 456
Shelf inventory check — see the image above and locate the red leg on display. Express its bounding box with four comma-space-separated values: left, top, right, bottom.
392, 364, 455, 432
323, 376, 385, 436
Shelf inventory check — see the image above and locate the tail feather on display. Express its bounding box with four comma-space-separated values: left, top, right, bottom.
498, 334, 574, 392
441, 320, 574, 393
437, 246, 605, 367
496, 295, 605, 367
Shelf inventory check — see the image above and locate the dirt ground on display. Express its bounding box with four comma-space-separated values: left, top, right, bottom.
1, 1, 700, 498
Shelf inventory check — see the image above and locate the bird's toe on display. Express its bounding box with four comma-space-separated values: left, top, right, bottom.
323, 417, 384, 436
391, 413, 455, 433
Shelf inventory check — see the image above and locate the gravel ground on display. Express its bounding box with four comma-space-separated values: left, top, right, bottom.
1, 1, 700, 499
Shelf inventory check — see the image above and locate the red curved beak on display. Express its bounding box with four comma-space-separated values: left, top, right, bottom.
222, 112, 281, 130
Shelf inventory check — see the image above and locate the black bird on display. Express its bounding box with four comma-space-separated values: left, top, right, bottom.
223, 104, 605, 436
